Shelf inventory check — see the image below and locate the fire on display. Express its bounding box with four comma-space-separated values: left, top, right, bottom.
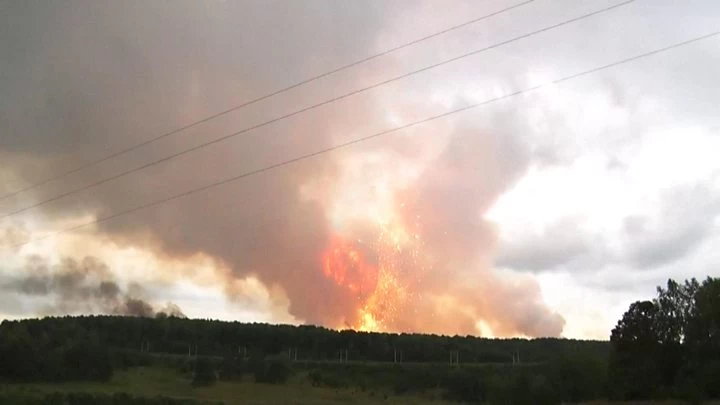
321, 215, 423, 332
322, 235, 378, 297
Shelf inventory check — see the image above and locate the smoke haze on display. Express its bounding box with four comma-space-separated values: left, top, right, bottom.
1, 255, 185, 318
0, 0, 570, 336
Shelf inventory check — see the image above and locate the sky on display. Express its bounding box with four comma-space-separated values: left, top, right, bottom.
1, 0, 719, 340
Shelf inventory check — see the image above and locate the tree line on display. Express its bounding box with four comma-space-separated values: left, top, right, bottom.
0, 314, 606, 371
0, 276, 717, 403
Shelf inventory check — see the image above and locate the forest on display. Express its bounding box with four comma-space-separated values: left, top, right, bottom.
0, 276, 718, 404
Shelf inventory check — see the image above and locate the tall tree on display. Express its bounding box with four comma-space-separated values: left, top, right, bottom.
684, 277, 720, 397
610, 277, 720, 400
654, 278, 699, 344
609, 301, 666, 399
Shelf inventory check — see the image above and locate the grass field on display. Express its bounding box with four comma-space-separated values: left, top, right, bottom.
569, 400, 720, 404
3, 367, 720, 405
0, 367, 450, 405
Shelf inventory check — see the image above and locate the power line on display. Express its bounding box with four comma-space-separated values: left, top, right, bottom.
0, 0, 535, 202
13, 30, 719, 250
0, 0, 635, 220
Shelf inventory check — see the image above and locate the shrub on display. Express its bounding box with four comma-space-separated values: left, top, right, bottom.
253, 354, 292, 384
192, 357, 217, 386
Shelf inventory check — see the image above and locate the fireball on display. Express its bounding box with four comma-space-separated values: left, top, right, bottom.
321, 215, 422, 332
322, 235, 378, 297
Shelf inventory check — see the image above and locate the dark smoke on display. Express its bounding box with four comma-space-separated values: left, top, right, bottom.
122, 298, 154, 318
0, 1, 563, 336
0, 0, 391, 328
2, 255, 185, 318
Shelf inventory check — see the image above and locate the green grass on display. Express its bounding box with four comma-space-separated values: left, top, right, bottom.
4, 368, 719, 405
0, 367, 450, 405
580, 402, 720, 405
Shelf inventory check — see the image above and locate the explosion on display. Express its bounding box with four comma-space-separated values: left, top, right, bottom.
321, 235, 378, 297
321, 208, 424, 332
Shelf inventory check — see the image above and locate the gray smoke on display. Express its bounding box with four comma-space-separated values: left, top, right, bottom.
3, 255, 185, 318
0, 0, 398, 328
0, 1, 564, 336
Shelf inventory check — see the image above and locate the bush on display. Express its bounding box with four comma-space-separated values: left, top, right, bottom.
219, 353, 246, 380
266, 354, 292, 384
192, 358, 217, 386
61, 340, 113, 382
530, 375, 560, 405
252, 354, 292, 384
40, 392, 223, 404
307, 369, 348, 388
442, 369, 484, 402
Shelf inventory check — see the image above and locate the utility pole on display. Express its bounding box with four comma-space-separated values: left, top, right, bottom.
450, 350, 459, 365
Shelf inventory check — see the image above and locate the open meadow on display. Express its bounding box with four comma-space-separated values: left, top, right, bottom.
4, 366, 720, 405
0, 366, 449, 405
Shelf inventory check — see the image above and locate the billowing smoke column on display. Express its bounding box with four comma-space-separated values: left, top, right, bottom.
316, 124, 565, 336
0, 1, 564, 336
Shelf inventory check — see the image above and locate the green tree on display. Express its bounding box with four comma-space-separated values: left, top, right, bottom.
62, 339, 113, 381
684, 277, 720, 397
609, 300, 665, 399
265, 354, 293, 384
251, 354, 292, 384
609, 277, 720, 400
655, 278, 699, 343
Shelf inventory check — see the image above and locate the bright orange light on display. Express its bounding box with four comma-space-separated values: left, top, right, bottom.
322, 235, 378, 296
321, 216, 421, 333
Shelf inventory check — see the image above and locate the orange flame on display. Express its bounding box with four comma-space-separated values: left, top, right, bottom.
321, 217, 421, 332
322, 235, 378, 297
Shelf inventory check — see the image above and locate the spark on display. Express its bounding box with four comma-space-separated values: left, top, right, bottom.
321, 210, 427, 332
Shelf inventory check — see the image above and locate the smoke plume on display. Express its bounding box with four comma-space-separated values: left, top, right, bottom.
0, 1, 563, 336
2, 255, 185, 318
